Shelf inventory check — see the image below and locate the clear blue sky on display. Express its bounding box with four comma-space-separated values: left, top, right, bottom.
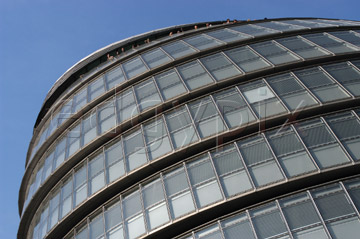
1, 0, 360, 238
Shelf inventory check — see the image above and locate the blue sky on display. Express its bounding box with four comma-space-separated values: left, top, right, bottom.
1, 0, 360, 238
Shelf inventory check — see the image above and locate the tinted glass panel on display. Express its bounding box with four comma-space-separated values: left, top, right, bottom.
134, 79, 162, 111
177, 61, 214, 90
302, 33, 358, 54
161, 41, 196, 59
200, 53, 242, 81
183, 34, 223, 50
122, 57, 147, 79
141, 48, 171, 69
155, 69, 187, 100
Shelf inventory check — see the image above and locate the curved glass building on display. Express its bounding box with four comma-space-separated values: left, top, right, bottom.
18, 18, 360, 239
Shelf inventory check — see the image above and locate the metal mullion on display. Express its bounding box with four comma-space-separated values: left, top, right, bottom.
307, 190, 333, 239
273, 39, 306, 62
220, 51, 246, 75
185, 104, 202, 141
179, 39, 200, 52
217, 220, 226, 239
348, 60, 360, 73
159, 172, 173, 223
173, 67, 190, 92
297, 35, 335, 56
138, 54, 151, 71
318, 65, 355, 98
320, 117, 355, 164
233, 142, 257, 190
246, 45, 276, 67
151, 77, 165, 103
352, 109, 360, 123
100, 206, 106, 239
117, 137, 128, 176
291, 125, 321, 172
209, 95, 229, 131
138, 184, 150, 234
289, 72, 323, 105
100, 146, 108, 186
161, 115, 175, 152
117, 63, 128, 82
119, 195, 127, 239
182, 162, 199, 212
234, 86, 258, 122
139, 124, 150, 165
275, 200, 294, 239
339, 182, 360, 219
262, 79, 291, 114
197, 59, 217, 83
246, 210, 259, 239
158, 46, 175, 61
131, 86, 141, 115
326, 31, 360, 51
207, 152, 226, 200
261, 133, 288, 180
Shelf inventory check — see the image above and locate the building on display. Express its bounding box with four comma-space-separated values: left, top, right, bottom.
18, 18, 360, 239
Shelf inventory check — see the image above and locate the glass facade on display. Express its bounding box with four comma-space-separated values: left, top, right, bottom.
19, 18, 360, 239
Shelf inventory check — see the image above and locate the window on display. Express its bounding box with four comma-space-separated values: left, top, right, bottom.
206, 28, 250, 42
302, 33, 358, 54
105, 140, 125, 183
67, 122, 81, 158
122, 57, 148, 79
72, 88, 87, 113
161, 41, 197, 59
116, 89, 138, 123
88, 153, 105, 195
123, 129, 147, 171
177, 60, 214, 90
231, 24, 279, 36
134, 79, 162, 111
105, 200, 123, 239
105, 66, 125, 90
141, 48, 171, 69
88, 76, 105, 102
200, 53, 242, 81
74, 165, 87, 207
154, 69, 187, 100
256, 21, 305, 31
183, 34, 223, 50
328, 31, 360, 47
98, 100, 116, 134
81, 112, 98, 146
122, 191, 146, 239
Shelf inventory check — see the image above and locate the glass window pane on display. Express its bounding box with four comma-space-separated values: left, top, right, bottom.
328, 31, 360, 47
59, 99, 73, 125
142, 179, 165, 208
266, 73, 318, 110
74, 166, 87, 207
322, 62, 360, 96
72, 88, 87, 113
98, 100, 116, 134
276, 36, 330, 59
54, 137, 67, 169
123, 190, 142, 219
222, 214, 256, 239
327, 217, 360, 239
105, 201, 122, 232
146, 202, 169, 230
294, 67, 350, 102
213, 88, 256, 128
231, 24, 279, 36
280, 19, 330, 28
76, 225, 88, 239
134, 79, 162, 111
116, 89, 138, 123
142, 48, 171, 69
107, 225, 123, 239
123, 129, 147, 171
89, 214, 104, 239
251, 41, 301, 65
169, 191, 195, 219
206, 28, 250, 42
126, 214, 145, 239
105, 66, 125, 90
88, 153, 105, 195
238, 135, 284, 186
82, 112, 98, 146
161, 41, 197, 59
88, 77, 105, 102
105, 140, 125, 183
225, 46, 271, 72
165, 107, 199, 149
256, 21, 305, 31
155, 69, 187, 100
183, 34, 223, 50
200, 53, 242, 81
302, 33, 358, 54
177, 60, 214, 90
122, 57, 147, 79
67, 123, 81, 158
195, 224, 222, 239
164, 167, 190, 197
188, 97, 227, 138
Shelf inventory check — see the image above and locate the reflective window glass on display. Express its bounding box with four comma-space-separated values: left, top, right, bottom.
322, 62, 360, 96
328, 31, 360, 47
206, 28, 250, 42
163, 166, 196, 218
238, 135, 284, 186
74, 165, 87, 207
187, 156, 223, 208
251, 40, 301, 65
345, 179, 360, 211
143, 119, 172, 160
222, 214, 255, 239
188, 97, 227, 138
42, 151, 54, 182
183, 34, 223, 50
302, 33, 358, 54
240, 80, 287, 119
141, 48, 171, 69
54, 136, 67, 169
177, 60, 214, 90
72, 88, 87, 113
81, 112, 97, 146
213, 88, 256, 128
105, 140, 125, 183
89, 214, 104, 239
105, 201, 122, 234
154, 69, 187, 100
116, 89, 138, 123
294, 67, 350, 102
88, 76, 105, 102
276, 36, 330, 59
165, 106, 199, 149
195, 224, 222, 239
256, 21, 305, 31
325, 112, 360, 161
48, 190, 60, 230
122, 56, 148, 79
266, 73, 318, 110
296, 119, 350, 168
76, 224, 88, 239
267, 127, 317, 177
134, 79, 162, 111
98, 100, 116, 134
88, 153, 105, 195
200, 53, 242, 81
67, 123, 81, 158
281, 19, 333, 28
105, 66, 125, 90
225, 46, 271, 72
123, 191, 146, 239
60, 177, 73, 219
123, 129, 147, 171
161, 41, 197, 59
211, 144, 252, 197
59, 99, 73, 125
231, 24, 279, 36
